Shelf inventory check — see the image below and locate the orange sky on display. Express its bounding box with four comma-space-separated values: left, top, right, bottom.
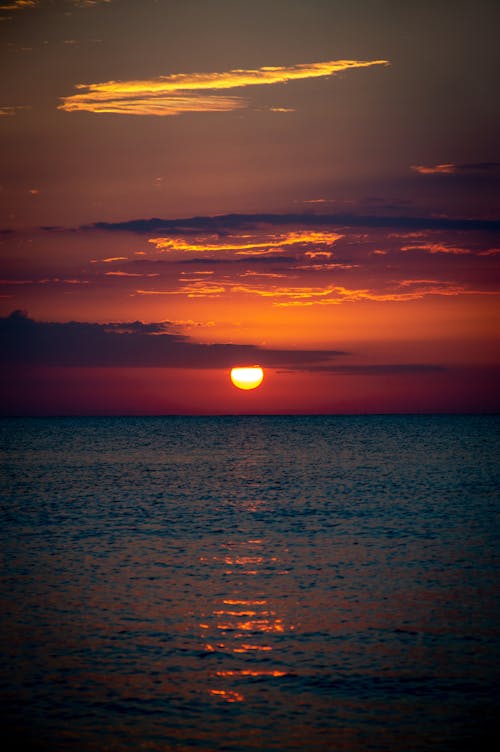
0, 0, 499, 413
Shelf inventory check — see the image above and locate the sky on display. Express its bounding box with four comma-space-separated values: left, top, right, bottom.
1, 0, 499, 414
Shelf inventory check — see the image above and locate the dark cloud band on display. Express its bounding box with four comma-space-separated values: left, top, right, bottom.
84, 213, 500, 234
0, 311, 348, 369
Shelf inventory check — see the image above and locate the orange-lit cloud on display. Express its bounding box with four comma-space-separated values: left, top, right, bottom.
411, 163, 457, 174
59, 59, 389, 116
149, 231, 343, 253
401, 242, 470, 254
0, 1, 37, 9
136, 281, 226, 298
240, 271, 289, 279
411, 162, 500, 175
62, 94, 247, 116
228, 280, 498, 306
305, 250, 333, 259
0, 0, 110, 9
293, 263, 356, 271
0, 105, 30, 116
302, 198, 331, 204
478, 248, 500, 256
180, 270, 214, 275
133, 270, 499, 304
104, 271, 159, 277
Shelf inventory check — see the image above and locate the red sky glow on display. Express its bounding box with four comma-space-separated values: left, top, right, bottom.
1, 0, 499, 414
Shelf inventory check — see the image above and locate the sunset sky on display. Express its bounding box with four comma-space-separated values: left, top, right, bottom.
1, 0, 499, 414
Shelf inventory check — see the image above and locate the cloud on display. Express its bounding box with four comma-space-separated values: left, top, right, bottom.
411, 163, 457, 175
400, 242, 471, 255
411, 162, 500, 175
0, 105, 30, 117
59, 59, 389, 116
149, 231, 343, 254
0, 1, 37, 9
104, 271, 158, 277
1, 312, 447, 379
478, 248, 500, 256
62, 94, 248, 117
71, 1, 112, 6
0, 277, 89, 286
220, 280, 497, 307
179, 254, 296, 265
0, 310, 349, 369
293, 364, 444, 374
85, 213, 500, 234
0, 0, 110, 9
136, 281, 227, 298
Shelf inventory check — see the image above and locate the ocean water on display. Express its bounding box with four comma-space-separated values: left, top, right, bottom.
0, 415, 498, 752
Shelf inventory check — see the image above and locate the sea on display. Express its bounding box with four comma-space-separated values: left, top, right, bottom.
0, 416, 498, 752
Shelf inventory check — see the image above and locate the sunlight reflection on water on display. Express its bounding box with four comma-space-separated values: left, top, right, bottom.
0, 416, 498, 751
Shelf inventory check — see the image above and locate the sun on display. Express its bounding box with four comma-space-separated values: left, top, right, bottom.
230, 365, 264, 390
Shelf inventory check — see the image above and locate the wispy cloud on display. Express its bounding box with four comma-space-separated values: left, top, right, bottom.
90, 256, 128, 263
149, 231, 343, 254
0, 105, 30, 117
268, 283, 497, 307
104, 271, 159, 277
411, 163, 457, 175
63, 94, 248, 117
411, 162, 500, 175
400, 242, 471, 255
0, 1, 37, 10
136, 282, 227, 299
72, 1, 112, 6
478, 248, 500, 256
0, 0, 111, 9
133, 278, 498, 307
0, 277, 89, 286
59, 59, 389, 116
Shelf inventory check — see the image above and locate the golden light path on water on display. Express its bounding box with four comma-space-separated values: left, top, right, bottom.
199, 537, 293, 703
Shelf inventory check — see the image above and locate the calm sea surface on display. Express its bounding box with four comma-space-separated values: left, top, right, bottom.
0, 416, 498, 751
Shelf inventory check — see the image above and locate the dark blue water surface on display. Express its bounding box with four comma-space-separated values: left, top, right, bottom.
0, 416, 498, 751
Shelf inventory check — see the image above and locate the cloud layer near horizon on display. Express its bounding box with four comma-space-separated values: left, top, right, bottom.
59, 59, 389, 116
0, 311, 444, 374
0, 310, 349, 369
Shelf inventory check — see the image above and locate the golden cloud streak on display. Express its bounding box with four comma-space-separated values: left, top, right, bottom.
134, 275, 499, 303
104, 271, 159, 277
62, 94, 246, 116
136, 281, 226, 298
401, 243, 471, 254
90, 256, 128, 263
229, 281, 496, 306
59, 59, 389, 116
149, 231, 343, 253
0, 1, 37, 9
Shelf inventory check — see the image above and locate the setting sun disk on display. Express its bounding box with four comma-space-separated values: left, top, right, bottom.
230, 366, 264, 390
